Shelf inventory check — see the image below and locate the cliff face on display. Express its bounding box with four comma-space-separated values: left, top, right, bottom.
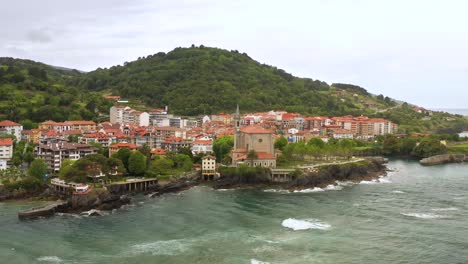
420, 154, 468, 166
69, 189, 130, 212
213, 158, 387, 189
289, 158, 386, 188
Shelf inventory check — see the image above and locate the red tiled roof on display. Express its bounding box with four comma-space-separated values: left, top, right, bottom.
65, 120, 96, 125
193, 140, 212, 145
0, 138, 13, 146
151, 148, 166, 155
240, 125, 272, 134
0, 120, 21, 127
110, 143, 138, 149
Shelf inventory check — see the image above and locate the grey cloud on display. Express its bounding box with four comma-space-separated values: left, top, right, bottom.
27, 29, 52, 43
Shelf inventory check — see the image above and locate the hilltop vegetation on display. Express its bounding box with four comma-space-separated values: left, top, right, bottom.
79, 46, 396, 116
0, 57, 112, 127
1, 46, 467, 133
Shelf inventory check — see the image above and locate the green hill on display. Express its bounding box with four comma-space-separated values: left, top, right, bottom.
1, 46, 467, 133
79, 46, 397, 116
0, 57, 113, 127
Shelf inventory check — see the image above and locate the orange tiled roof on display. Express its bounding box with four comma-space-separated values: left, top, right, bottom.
151, 148, 166, 155
0, 138, 13, 146
0, 120, 21, 127
110, 143, 138, 149
240, 125, 272, 134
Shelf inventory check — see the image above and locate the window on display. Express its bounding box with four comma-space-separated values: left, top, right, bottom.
258, 138, 263, 143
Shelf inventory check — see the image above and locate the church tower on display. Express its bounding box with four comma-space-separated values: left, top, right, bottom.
233, 104, 241, 149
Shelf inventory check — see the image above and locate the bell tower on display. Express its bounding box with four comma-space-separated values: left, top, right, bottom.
234, 104, 240, 150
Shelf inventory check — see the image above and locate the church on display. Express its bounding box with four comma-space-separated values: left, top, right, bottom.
231, 106, 277, 168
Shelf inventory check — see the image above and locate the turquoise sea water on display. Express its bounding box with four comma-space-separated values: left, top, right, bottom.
1, 160, 467, 264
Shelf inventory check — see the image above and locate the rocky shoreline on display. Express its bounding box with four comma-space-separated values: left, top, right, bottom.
420, 154, 468, 166
14, 158, 387, 220
213, 157, 388, 191
16, 176, 200, 220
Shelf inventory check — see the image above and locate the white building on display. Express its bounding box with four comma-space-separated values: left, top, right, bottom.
192, 139, 213, 155
331, 129, 354, 139
35, 142, 98, 173
0, 138, 13, 170
0, 120, 23, 141
201, 155, 216, 180
110, 106, 130, 124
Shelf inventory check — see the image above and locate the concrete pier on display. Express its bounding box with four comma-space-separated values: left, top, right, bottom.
270, 169, 296, 182
107, 178, 158, 194
18, 201, 68, 220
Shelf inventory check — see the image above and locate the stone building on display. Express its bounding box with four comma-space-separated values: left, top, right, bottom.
231, 106, 276, 168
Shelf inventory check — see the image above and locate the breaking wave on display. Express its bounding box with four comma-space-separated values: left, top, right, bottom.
37, 256, 63, 262
130, 239, 192, 256
401, 213, 447, 219
251, 259, 271, 264
431, 207, 459, 211
281, 218, 331, 231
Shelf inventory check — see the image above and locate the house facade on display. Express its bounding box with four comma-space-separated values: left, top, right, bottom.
0, 138, 13, 170
0, 120, 23, 141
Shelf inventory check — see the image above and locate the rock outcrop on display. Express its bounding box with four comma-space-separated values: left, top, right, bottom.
420, 154, 468, 166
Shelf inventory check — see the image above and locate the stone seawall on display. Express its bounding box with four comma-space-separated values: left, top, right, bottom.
420, 154, 468, 166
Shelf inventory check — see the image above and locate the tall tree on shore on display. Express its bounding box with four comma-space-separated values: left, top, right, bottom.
128, 151, 147, 176
28, 159, 48, 181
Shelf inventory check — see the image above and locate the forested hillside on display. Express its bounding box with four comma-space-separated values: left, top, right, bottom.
1, 46, 467, 133
78, 46, 396, 116
0, 57, 112, 128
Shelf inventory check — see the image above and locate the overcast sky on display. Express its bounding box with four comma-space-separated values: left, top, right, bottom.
1, 0, 467, 109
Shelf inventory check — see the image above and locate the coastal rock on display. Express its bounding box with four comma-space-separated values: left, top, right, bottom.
70, 190, 131, 212
420, 154, 467, 166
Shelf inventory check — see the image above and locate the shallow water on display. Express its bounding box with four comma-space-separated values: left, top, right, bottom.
1, 160, 467, 263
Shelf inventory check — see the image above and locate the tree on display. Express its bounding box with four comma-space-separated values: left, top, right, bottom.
177, 147, 193, 159
23, 151, 35, 165
28, 159, 48, 181
213, 135, 234, 163
150, 158, 174, 176
173, 154, 193, 171
412, 138, 448, 158
274, 136, 288, 150
382, 136, 400, 155
308, 138, 325, 148
128, 151, 147, 176
112, 148, 132, 172
399, 137, 417, 156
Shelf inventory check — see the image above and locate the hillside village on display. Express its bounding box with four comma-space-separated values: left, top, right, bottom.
0, 97, 398, 176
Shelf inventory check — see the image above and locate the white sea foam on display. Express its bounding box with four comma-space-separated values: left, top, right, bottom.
378, 177, 392, 183
55, 213, 82, 219
37, 256, 63, 262
263, 189, 290, 193
401, 213, 447, 219
392, 190, 405, 194
360, 179, 379, 184
431, 207, 459, 211
281, 218, 331, 231
130, 239, 191, 256
217, 188, 234, 191
324, 184, 343, 191
293, 187, 324, 193
251, 259, 271, 264
336, 181, 354, 186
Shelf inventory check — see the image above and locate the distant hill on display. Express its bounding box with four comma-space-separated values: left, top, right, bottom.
1, 47, 467, 133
